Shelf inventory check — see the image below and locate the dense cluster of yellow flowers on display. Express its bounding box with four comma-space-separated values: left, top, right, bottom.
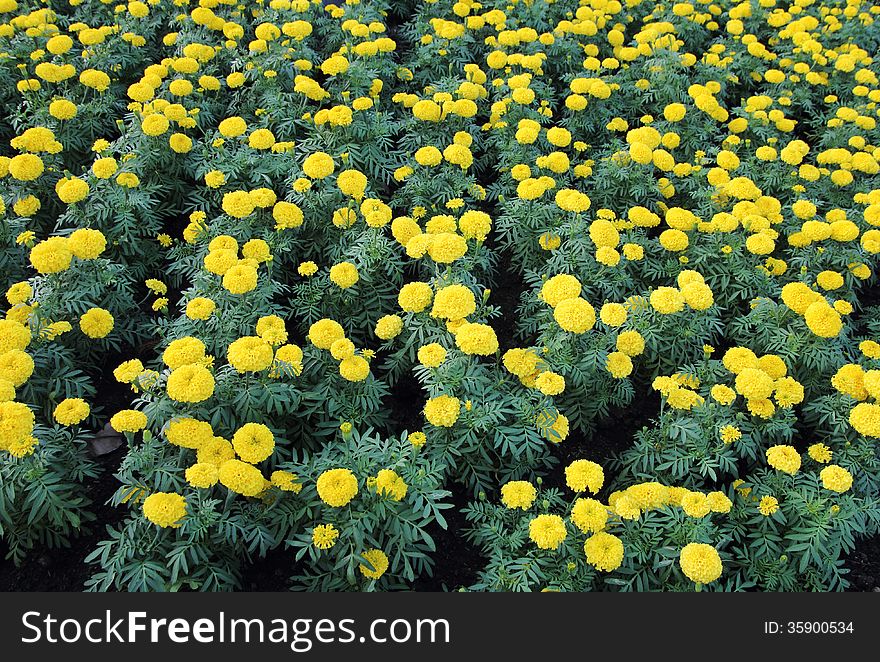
2, 0, 880, 594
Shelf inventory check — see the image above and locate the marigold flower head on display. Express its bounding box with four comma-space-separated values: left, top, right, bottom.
759, 496, 779, 516
53, 398, 89, 426
186, 463, 219, 488
820, 465, 853, 493
312, 524, 339, 550
766, 444, 801, 474
219, 459, 266, 496
232, 423, 274, 464
565, 460, 604, 493
316, 468, 358, 507
808, 443, 832, 464
359, 549, 389, 579
424, 394, 460, 427
142, 492, 186, 528
584, 532, 624, 572
679, 543, 722, 584
500, 481, 537, 510
528, 514, 567, 550
540, 274, 582, 308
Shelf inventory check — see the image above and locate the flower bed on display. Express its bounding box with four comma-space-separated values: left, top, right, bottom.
1, 0, 880, 592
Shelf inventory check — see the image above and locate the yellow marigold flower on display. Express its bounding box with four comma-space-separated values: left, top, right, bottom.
29, 237, 72, 274
766, 444, 801, 474
780, 282, 821, 314
316, 468, 358, 507
339, 355, 370, 382
330, 339, 355, 361
79, 308, 114, 338
166, 418, 213, 449
221, 190, 255, 218
415, 145, 442, 166
424, 394, 460, 427
53, 398, 89, 426
375, 314, 403, 340
501, 480, 539, 511
734, 368, 774, 400
528, 514, 567, 550
820, 465, 853, 493
719, 425, 741, 444
650, 287, 685, 314
0, 319, 30, 354
774, 377, 804, 408
329, 262, 359, 289
223, 264, 258, 294
218, 116, 247, 137
571, 498, 608, 534
605, 352, 633, 379
303, 152, 335, 179
196, 437, 235, 467
707, 491, 732, 513
113, 359, 143, 384
535, 371, 565, 395
186, 463, 219, 488
565, 459, 604, 493
232, 423, 275, 464
110, 409, 147, 433
721, 347, 758, 374
359, 549, 389, 579
599, 303, 627, 327
162, 336, 206, 369
271, 470, 302, 493
337, 169, 368, 199
859, 340, 880, 359
227, 336, 273, 373
185, 297, 216, 321
204, 170, 226, 188
458, 210, 492, 241
804, 300, 842, 338
142, 492, 186, 528
832, 364, 868, 401
616, 330, 645, 356
3, 281, 34, 308
431, 284, 475, 320
0, 400, 34, 448
554, 297, 596, 334
374, 469, 408, 501
298, 261, 318, 277
418, 343, 446, 368
312, 524, 339, 550
272, 201, 304, 229
455, 322, 498, 355
255, 315, 288, 346
584, 532, 624, 572
218, 459, 266, 496
426, 233, 468, 263
808, 443, 832, 464
681, 492, 711, 518
272, 344, 304, 378
711, 385, 736, 405
759, 495, 779, 516
167, 364, 215, 402
679, 543, 722, 584
308, 319, 345, 350
540, 274, 582, 308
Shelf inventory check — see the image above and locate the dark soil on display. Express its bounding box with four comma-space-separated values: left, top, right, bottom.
844, 535, 880, 592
